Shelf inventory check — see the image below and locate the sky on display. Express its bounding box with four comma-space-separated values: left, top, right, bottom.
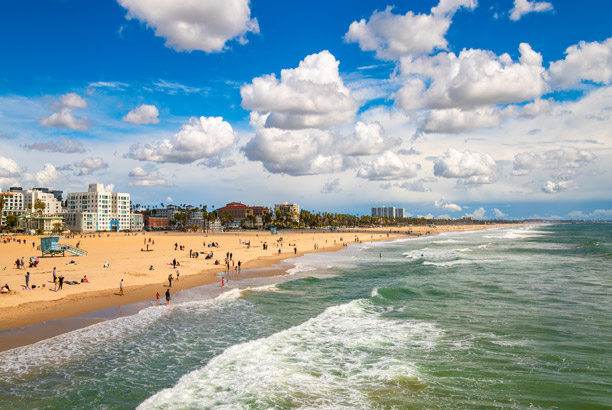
0, 0, 611, 220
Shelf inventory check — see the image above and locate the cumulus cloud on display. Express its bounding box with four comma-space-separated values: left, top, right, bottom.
542, 180, 574, 194
520, 98, 554, 117
344, 1, 477, 60
321, 178, 342, 194
464, 207, 486, 219
39, 93, 90, 130
512, 147, 595, 175
241, 51, 358, 130
243, 127, 349, 175
434, 148, 498, 184
117, 0, 259, 53
421, 107, 502, 133
0, 156, 21, 178
73, 157, 109, 176
122, 104, 160, 124
435, 199, 462, 212
509, 0, 553, 21
198, 157, 236, 169
357, 151, 421, 181
339, 121, 400, 155
547, 37, 612, 88
396, 43, 546, 111
23, 136, 86, 153
34, 163, 63, 187
128, 116, 238, 164
493, 208, 508, 218
128, 166, 173, 187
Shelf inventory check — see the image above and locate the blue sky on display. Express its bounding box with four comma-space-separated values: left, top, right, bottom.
0, 0, 611, 220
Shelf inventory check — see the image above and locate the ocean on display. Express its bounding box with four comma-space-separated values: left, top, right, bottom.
0, 223, 610, 409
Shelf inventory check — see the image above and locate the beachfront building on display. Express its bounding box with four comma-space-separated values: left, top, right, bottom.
64, 183, 132, 232
274, 202, 300, 222
372, 206, 405, 219
143, 214, 169, 230
130, 213, 144, 231
216, 202, 269, 228
17, 215, 64, 234
1, 187, 64, 229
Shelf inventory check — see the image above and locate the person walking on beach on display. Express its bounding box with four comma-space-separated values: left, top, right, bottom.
168, 273, 173, 287
172, 258, 176, 269
25, 271, 30, 288
20, 256, 24, 269
119, 279, 124, 296
165, 289, 170, 305
174, 242, 178, 250
53, 267, 57, 283
176, 270, 179, 281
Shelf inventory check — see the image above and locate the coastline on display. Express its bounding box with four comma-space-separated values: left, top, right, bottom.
0, 224, 505, 351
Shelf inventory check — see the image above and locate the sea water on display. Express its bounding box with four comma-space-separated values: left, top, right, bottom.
0, 223, 610, 409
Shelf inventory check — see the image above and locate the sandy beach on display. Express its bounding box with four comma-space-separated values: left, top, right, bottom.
0, 225, 497, 346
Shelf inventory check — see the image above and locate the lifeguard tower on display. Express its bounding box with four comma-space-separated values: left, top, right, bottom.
39, 236, 88, 257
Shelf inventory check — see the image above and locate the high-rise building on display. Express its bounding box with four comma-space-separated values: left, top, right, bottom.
274, 202, 300, 222
64, 183, 133, 232
372, 206, 405, 219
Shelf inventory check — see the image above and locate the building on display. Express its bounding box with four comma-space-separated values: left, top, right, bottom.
1, 187, 62, 222
17, 215, 64, 234
216, 202, 269, 228
130, 213, 144, 231
143, 215, 169, 230
1, 187, 26, 220
64, 183, 132, 232
274, 202, 300, 222
372, 206, 405, 219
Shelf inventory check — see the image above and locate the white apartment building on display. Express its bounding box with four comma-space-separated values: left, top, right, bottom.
65, 183, 132, 232
275, 202, 300, 222
372, 206, 405, 219
1, 187, 62, 219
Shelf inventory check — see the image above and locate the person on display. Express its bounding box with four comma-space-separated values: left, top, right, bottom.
176, 270, 180, 281
149, 265, 154, 270
82, 275, 89, 283
165, 289, 170, 305
21, 256, 24, 270
172, 258, 176, 269
119, 279, 124, 296
54, 277, 59, 292
25, 271, 30, 288
156, 291, 160, 305
32, 241, 35, 248
189, 249, 192, 258
238, 260, 241, 271
168, 273, 173, 287
294, 247, 297, 254
104, 260, 109, 268
221, 277, 225, 287
1, 283, 9, 293
174, 242, 178, 250
53, 267, 57, 282
58, 275, 64, 290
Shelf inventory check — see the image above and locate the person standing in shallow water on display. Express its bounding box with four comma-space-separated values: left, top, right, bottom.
119, 279, 124, 296
165, 289, 170, 305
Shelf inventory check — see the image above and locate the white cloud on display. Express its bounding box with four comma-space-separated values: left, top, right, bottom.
434, 148, 498, 184
339, 121, 400, 155
241, 51, 358, 130
464, 207, 486, 219
435, 199, 462, 212
344, 1, 477, 60
357, 151, 421, 181
397, 43, 546, 110
34, 163, 63, 186
512, 147, 595, 175
104, 184, 114, 192
422, 107, 502, 133
509, 0, 554, 21
128, 166, 173, 187
542, 180, 574, 194
23, 136, 86, 153
243, 127, 349, 175
520, 98, 553, 117
117, 0, 259, 53
128, 116, 238, 164
321, 178, 342, 194
547, 37, 612, 88
493, 208, 507, 218
39, 93, 89, 130
0, 156, 21, 178
122, 104, 160, 124
73, 157, 109, 176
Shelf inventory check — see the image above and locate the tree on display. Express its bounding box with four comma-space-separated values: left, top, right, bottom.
0, 195, 5, 230
5, 213, 17, 231
53, 222, 63, 233
34, 199, 46, 215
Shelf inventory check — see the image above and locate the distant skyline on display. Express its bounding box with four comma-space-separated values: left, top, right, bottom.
0, 0, 610, 220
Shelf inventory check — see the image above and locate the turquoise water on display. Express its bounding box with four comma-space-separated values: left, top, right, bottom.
0, 224, 611, 409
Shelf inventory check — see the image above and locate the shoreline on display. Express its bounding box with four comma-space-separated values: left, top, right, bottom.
0, 224, 510, 351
